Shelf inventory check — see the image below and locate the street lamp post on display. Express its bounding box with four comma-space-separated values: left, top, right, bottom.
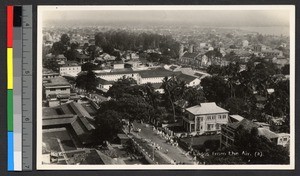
152, 145, 155, 161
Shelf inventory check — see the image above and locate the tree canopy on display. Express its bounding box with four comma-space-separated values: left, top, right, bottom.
75, 70, 97, 92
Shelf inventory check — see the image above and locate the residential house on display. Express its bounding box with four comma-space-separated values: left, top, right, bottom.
276, 133, 290, 147
221, 118, 290, 148
221, 119, 259, 148
183, 102, 229, 135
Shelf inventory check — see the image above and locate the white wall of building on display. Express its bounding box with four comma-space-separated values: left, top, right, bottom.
187, 78, 201, 87
140, 77, 166, 84
184, 112, 229, 134
60, 66, 82, 76
277, 134, 290, 147
44, 86, 71, 97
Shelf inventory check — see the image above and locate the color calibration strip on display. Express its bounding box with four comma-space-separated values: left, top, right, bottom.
7, 5, 14, 171
7, 5, 33, 171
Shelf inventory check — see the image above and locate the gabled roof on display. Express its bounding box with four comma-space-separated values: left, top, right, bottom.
43, 102, 95, 144
228, 119, 258, 131
43, 102, 94, 131
186, 102, 228, 115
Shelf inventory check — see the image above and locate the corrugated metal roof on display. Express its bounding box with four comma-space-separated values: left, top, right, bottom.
258, 128, 278, 139
230, 115, 244, 122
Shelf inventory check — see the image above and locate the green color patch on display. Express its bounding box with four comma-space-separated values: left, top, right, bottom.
7, 90, 13, 131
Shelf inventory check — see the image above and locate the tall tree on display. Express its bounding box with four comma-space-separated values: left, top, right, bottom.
234, 125, 289, 164
81, 62, 98, 71
281, 64, 290, 75
60, 34, 70, 46
264, 80, 289, 117
161, 76, 186, 122
95, 109, 123, 142
201, 75, 229, 105
183, 87, 206, 107
51, 42, 67, 56
107, 76, 137, 99
75, 70, 97, 92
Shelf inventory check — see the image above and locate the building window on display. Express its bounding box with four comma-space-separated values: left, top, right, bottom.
218, 115, 222, 119
216, 124, 220, 130
61, 88, 67, 91
207, 124, 214, 131
50, 88, 56, 91
283, 138, 287, 141
191, 124, 195, 131
212, 115, 216, 120
223, 115, 226, 119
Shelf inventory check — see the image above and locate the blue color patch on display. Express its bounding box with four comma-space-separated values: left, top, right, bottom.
8, 132, 14, 171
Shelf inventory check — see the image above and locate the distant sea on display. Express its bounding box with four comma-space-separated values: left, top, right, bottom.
229, 26, 290, 36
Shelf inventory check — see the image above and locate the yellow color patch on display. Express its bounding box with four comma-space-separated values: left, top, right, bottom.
7, 48, 13, 89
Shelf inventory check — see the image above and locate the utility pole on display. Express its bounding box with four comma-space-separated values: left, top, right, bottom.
153, 145, 155, 161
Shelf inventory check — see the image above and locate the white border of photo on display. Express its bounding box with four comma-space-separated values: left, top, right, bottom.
37, 5, 295, 170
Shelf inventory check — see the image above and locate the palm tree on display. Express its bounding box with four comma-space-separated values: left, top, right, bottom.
161, 76, 186, 122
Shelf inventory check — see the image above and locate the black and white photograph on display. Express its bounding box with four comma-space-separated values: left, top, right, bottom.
36, 5, 295, 170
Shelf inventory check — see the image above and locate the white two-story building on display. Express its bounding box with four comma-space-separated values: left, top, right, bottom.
59, 61, 82, 77
183, 102, 229, 135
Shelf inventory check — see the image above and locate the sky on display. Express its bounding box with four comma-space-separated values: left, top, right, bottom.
42, 9, 291, 27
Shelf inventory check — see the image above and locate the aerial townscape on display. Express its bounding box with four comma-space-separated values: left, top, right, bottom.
41, 15, 290, 165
